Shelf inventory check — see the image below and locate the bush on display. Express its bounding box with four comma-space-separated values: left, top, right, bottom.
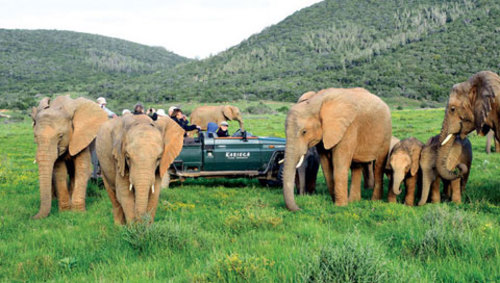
276, 106, 289, 113
307, 232, 389, 283
121, 215, 192, 253
244, 102, 275, 114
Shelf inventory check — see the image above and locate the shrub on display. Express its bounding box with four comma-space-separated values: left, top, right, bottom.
197, 253, 276, 282
307, 232, 389, 283
244, 102, 275, 114
121, 215, 192, 253
276, 106, 289, 113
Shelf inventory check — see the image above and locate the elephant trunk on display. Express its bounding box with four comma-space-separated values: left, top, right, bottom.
392, 171, 405, 195
133, 176, 153, 221
418, 173, 432, 206
437, 134, 460, 181
283, 146, 301, 211
33, 146, 57, 219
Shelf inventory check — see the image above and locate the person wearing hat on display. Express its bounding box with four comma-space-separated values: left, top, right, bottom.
217, 121, 230, 137
156, 109, 167, 117
168, 106, 178, 116
97, 97, 117, 118
171, 108, 200, 135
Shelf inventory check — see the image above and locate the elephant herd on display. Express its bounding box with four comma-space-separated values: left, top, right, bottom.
283, 70, 499, 211
29, 70, 499, 223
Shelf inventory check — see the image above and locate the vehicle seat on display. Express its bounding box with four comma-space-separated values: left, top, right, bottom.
206, 122, 218, 138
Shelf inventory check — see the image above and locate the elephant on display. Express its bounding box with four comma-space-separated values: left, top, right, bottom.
439, 71, 499, 180
96, 114, 184, 224
485, 130, 500, 154
418, 135, 472, 205
283, 88, 392, 210
385, 137, 423, 206
190, 105, 244, 132
295, 147, 320, 195
30, 96, 108, 219
364, 136, 400, 190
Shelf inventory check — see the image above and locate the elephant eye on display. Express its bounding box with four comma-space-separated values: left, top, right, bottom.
450, 107, 456, 113
301, 130, 307, 135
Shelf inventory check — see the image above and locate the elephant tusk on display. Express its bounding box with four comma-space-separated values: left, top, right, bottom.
33, 159, 37, 164
296, 155, 305, 168
278, 159, 284, 164
151, 184, 155, 194
129, 184, 133, 191
441, 134, 453, 146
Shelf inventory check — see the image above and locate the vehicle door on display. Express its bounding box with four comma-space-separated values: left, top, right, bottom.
210, 136, 262, 171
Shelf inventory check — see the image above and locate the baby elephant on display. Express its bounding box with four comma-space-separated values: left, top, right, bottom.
386, 137, 423, 206
418, 135, 472, 205
96, 114, 184, 224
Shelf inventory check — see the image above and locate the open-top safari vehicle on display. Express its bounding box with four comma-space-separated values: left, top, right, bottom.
168, 129, 288, 186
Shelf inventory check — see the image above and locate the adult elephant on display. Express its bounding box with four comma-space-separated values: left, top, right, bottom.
96, 114, 184, 224
439, 71, 499, 180
190, 105, 244, 131
283, 88, 392, 211
485, 130, 500, 154
30, 96, 108, 219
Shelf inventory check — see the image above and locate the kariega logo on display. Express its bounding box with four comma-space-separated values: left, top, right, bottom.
225, 152, 250, 159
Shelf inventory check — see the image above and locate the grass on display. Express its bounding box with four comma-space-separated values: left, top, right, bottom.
0, 107, 499, 282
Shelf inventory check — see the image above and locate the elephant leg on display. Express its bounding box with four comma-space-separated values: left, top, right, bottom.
443, 180, 452, 201
89, 140, 99, 179
115, 175, 135, 223
147, 175, 162, 222
387, 174, 397, 203
348, 165, 362, 202
319, 152, 334, 198
371, 155, 385, 201
296, 166, 306, 195
101, 176, 125, 225
363, 162, 374, 189
71, 147, 92, 211
404, 175, 417, 206
53, 160, 71, 211
305, 162, 318, 194
450, 178, 462, 204
332, 149, 352, 206
495, 138, 500, 153
430, 177, 441, 203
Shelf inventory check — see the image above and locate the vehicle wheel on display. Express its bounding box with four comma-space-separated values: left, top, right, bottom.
259, 163, 284, 187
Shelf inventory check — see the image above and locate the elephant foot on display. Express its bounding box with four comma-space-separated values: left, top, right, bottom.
58, 203, 71, 211
335, 200, 348, 206
404, 201, 414, 206
71, 203, 86, 212
387, 195, 397, 203
348, 194, 361, 202
32, 213, 48, 220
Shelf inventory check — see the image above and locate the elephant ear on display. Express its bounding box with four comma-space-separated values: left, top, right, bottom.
111, 118, 127, 177
469, 71, 500, 133
156, 116, 185, 178
69, 97, 108, 156
297, 91, 317, 103
223, 105, 234, 120
320, 98, 357, 150
409, 141, 423, 176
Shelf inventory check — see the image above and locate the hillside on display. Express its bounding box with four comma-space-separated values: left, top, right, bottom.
1, 0, 499, 108
162, 0, 500, 103
0, 29, 189, 108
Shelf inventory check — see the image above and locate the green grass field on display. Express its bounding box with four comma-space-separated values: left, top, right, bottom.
0, 108, 498, 282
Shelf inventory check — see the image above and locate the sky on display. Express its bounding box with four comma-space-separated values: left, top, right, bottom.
0, 0, 323, 59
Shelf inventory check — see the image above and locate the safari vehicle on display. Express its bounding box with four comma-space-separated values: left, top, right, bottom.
168, 129, 287, 186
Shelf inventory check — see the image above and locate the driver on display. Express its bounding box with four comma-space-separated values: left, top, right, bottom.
217, 121, 230, 137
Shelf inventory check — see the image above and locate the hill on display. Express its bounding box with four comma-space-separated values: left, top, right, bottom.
0, 29, 189, 108
162, 0, 499, 104
1, 0, 499, 108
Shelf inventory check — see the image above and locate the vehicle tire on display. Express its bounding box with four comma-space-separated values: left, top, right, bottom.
259, 163, 284, 187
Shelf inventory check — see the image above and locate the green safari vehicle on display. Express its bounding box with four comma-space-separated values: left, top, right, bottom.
168, 129, 287, 186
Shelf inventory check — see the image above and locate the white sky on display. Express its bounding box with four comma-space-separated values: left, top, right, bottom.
0, 0, 323, 59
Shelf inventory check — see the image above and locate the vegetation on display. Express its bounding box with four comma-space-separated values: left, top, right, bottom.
2, 0, 500, 108
0, 107, 498, 282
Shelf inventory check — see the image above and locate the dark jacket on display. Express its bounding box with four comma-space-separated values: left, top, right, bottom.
172, 116, 198, 132
216, 128, 229, 137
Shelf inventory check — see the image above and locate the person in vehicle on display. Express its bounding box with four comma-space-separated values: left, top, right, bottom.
171, 108, 200, 135
217, 121, 230, 137
133, 103, 145, 115
97, 97, 117, 118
